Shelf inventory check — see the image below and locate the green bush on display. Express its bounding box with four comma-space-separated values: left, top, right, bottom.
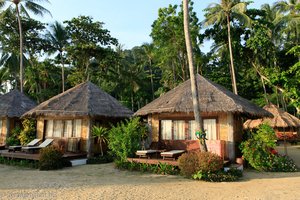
193, 169, 242, 182
0, 156, 39, 168
39, 146, 71, 170
178, 151, 223, 178
114, 160, 179, 175
108, 117, 146, 162
19, 119, 36, 145
87, 154, 113, 164
241, 124, 297, 172
6, 127, 21, 146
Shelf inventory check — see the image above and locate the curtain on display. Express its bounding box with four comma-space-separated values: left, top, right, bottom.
204, 119, 217, 140
161, 120, 172, 140
64, 120, 73, 138
45, 120, 54, 137
74, 119, 82, 138
0, 120, 3, 136
53, 120, 63, 137
173, 120, 185, 140
189, 120, 197, 140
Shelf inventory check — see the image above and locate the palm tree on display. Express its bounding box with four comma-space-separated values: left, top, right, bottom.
46, 21, 69, 92
92, 126, 108, 157
203, 0, 251, 95
183, 0, 207, 152
0, 0, 51, 93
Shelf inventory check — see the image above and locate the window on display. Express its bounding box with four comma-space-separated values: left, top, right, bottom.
45, 119, 82, 138
173, 120, 185, 140
189, 119, 217, 140
53, 120, 63, 137
63, 120, 73, 138
203, 119, 217, 140
189, 120, 197, 140
161, 120, 172, 140
45, 120, 54, 137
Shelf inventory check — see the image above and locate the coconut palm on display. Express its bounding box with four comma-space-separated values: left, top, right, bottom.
183, 0, 207, 152
274, 0, 300, 48
46, 21, 69, 92
0, 0, 51, 93
203, 0, 251, 95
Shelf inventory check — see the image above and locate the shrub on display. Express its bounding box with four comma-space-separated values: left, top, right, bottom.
39, 146, 71, 170
6, 127, 21, 146
240, 124, 297, 172
108, 117, 146, 162
87, 154, 113, 164
193, 170, 241, 182
19, 119, 36, 145
178, 151, 223, 178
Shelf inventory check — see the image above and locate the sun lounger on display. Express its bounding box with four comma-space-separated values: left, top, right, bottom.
8, 139, 41, 152
22, 138, 54, 153
136, 149, 159, 159
160, 150, 185, 160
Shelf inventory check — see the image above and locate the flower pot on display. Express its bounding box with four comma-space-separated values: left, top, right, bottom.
236, 157, 244, 165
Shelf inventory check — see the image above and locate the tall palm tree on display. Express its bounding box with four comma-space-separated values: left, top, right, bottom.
0, 0, 51, 93
183, 0, 207, 152
46, 21, 69, 92
203, 0, 251, 95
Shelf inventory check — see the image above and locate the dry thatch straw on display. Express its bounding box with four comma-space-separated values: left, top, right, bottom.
135, 74, 272, 118
244, 104, 300, 129
0, 90, 37, 118
23, 81, 133, 118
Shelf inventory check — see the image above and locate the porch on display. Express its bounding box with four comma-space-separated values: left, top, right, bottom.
0, 150, 87, 161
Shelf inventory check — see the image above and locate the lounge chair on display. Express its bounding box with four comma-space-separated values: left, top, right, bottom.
136, 149, 159, 159
8, 139, 41, 152
160, 150, 185, 160
22, 138, 54, 153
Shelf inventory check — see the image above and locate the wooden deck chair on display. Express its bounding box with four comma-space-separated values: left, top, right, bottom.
8, 139, 41, 152
22, 138, 54, 153
136, 149, 159, 159
160, 150, 185, 160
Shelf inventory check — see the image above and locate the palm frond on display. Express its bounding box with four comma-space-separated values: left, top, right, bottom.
25, 1, 52, 17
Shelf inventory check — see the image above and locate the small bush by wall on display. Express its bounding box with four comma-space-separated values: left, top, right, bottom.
178, 151, 223, 178
39, 146, 71, 170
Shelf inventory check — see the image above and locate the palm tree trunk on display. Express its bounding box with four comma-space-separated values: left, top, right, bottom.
16, 5, 23, 93
226, 14, 238, 95
183, 0, 207, 152
149, 60, 155, 100
60, 52, 65, 92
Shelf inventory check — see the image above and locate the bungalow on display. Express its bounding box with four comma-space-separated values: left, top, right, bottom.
244, 103, 300, 141
23, 81, 133, 157
0, 90, 37, 145
135, 74, 272, 161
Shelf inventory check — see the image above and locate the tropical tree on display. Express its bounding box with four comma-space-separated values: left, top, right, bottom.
92, 126, 108, 157
0, 0, 51, 93
46, 21, 69, 92
203, 0, 251, 94
183, 0, 207, 152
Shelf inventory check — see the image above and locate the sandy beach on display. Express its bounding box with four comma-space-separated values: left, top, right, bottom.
0, 145, 299, 200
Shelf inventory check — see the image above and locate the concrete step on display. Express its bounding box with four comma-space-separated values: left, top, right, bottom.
70, 158, 87, 166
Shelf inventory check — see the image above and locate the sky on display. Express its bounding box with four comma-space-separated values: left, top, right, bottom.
36, 0, 274, 51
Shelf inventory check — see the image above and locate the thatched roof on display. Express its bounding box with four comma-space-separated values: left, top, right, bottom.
0, 90, 37, 118
23, 81, 133, 118
244, 104, 300, 129
135, 74, 272, 118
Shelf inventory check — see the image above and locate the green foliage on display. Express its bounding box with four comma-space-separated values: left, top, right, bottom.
114, 160, 179, 175
241, 124, 298, 172
108, 117, 146, 162
0, 156, 39, 169
87, 154, 113, 164
92, 126, 108, 156
178, 151, 223, 178
192, 169, 242, 182
6, 126, 21, 146
18, 119, 36, 146
39, 146, 71, 170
